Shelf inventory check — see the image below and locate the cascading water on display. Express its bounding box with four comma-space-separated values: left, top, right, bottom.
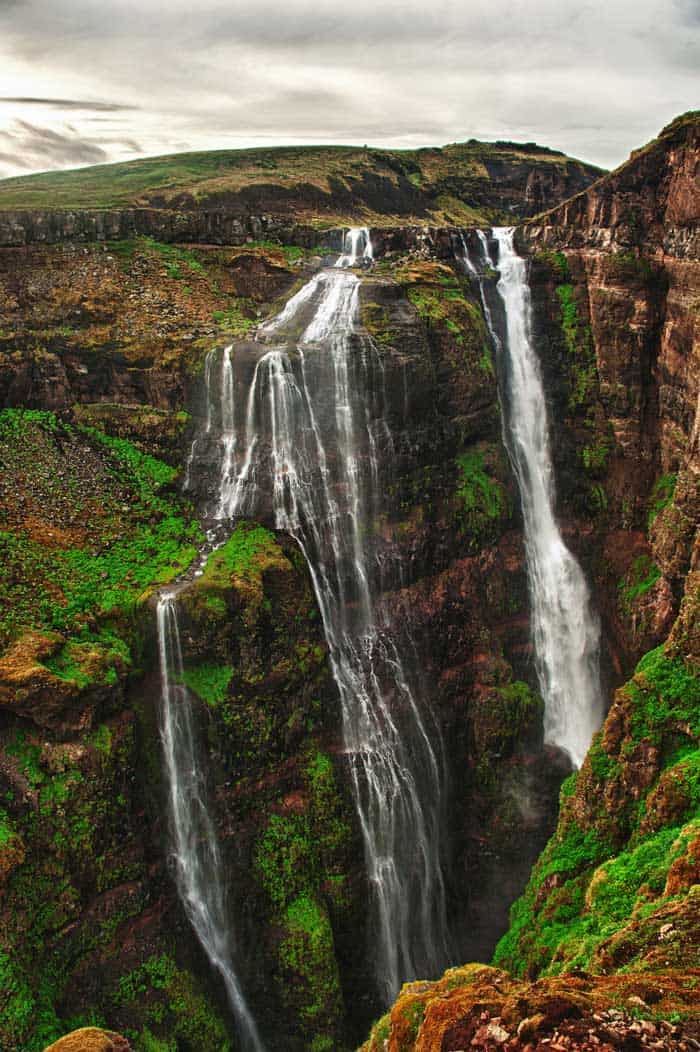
191, 229, 449, 1002
157, 592, 265, 1051
463, 227, 603, 768
337, 225, 374, 267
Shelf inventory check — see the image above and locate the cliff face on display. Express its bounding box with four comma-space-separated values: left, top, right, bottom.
0, 114, 697, 1052
0, 233, 567, 1050
365, 112, 700, 1052
523, 111, 699, 257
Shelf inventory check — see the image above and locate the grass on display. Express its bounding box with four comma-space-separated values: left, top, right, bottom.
0, 140, 602, 223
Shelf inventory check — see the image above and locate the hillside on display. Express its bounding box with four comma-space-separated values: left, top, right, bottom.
0, 139, 603, 234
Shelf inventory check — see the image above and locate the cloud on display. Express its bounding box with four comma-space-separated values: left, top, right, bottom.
0, 96, 139, 111
0, 120, 116, 176
0, 0, 696, 174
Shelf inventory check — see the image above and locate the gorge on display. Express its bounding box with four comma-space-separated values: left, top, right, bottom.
0, 112, 697, 1052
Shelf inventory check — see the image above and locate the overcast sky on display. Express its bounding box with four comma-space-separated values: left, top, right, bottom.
0, 0, 697, 179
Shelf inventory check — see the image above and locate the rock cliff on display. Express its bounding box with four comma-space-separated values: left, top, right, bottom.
365, 111, 700, 1052
0, 114, 696, 1052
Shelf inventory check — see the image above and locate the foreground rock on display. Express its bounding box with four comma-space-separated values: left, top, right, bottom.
43, 1029, 131, 1052
361, 964, 699, 1051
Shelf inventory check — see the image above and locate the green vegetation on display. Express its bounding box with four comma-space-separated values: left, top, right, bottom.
0, 409, 201, 655
455, 449, 508, 545
553, 281, 598, 413
628, 645, 700, 742
648, 473, 677, 527
113, 953, 229, 1051
360, 302, 397, 345
406, 274, 484, 344
582, 436, 611, 474
182, 662, 234, 707
0, 808, 13, 847
279, 893, 342, 1030
494, 638, 700, 979
108, 236, 205, 277
0, 140, 600, 226
252, 749, 351, 1046
242, 239, 308, 262
619, 554, 661, 610
212, 299, 256, 336
202, 522, 279, 588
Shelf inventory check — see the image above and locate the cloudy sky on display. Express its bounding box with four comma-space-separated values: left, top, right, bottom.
0, 0, 697, 179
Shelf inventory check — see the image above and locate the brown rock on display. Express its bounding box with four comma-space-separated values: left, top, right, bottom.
43, 1027, 132, 1052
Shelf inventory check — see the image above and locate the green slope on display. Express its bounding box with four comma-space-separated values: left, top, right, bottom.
0, 139, 603, 225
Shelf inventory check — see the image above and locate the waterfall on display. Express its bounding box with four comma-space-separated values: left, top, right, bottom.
337, 226, 373, 267
463, 227, 603, 768
197, 230, 449, 1002
157, 592, 265, 1051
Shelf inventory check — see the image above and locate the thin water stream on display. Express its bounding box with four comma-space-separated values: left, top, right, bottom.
157, 590, 265, 1051
462, 227, 603, 767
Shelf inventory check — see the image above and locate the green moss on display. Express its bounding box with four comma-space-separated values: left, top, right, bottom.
254, 813, 314, 911
114, 954, 229, 1052
252, 751, 351, 1045
202, 522, 279, 588
628, 645, 700, 742
648, 473, 677, 528
279, 893, 342, 1033
182, 663, 234, 706
108, 236, 205, 277
619, 554, 661, 610
0, 807, 16, 848
91, 724, 113, 755
553, 283, 598, 413
493, 822, 614, 976
212, 300, 256, 336
0, 411, 202, 655
455, 449, 508, 545
306, 749, 353, 870
495, 635, 700, 979
582, 437, 611, 475
540, 249, 569, 279
0, 951, 38, 1050
241, 239, 309, 261
6, 731, 45, 787
360, 302, 396, 345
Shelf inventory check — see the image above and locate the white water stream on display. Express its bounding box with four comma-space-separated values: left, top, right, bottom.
187, 227, 449, 1002
464, 227, 603, 767
157, 592, 265, 1050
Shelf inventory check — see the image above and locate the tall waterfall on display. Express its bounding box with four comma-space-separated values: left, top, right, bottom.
157, 593, 265, 1051
465, 227, 603, 768
190, 230, 449, 1002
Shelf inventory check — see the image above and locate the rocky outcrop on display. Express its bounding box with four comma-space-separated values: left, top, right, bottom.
43, 1029, 132, 1052
521, 112, 699, 257
361, 964, 699, 1051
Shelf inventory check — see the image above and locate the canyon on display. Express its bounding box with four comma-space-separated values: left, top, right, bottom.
0, 112, 697, 1052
